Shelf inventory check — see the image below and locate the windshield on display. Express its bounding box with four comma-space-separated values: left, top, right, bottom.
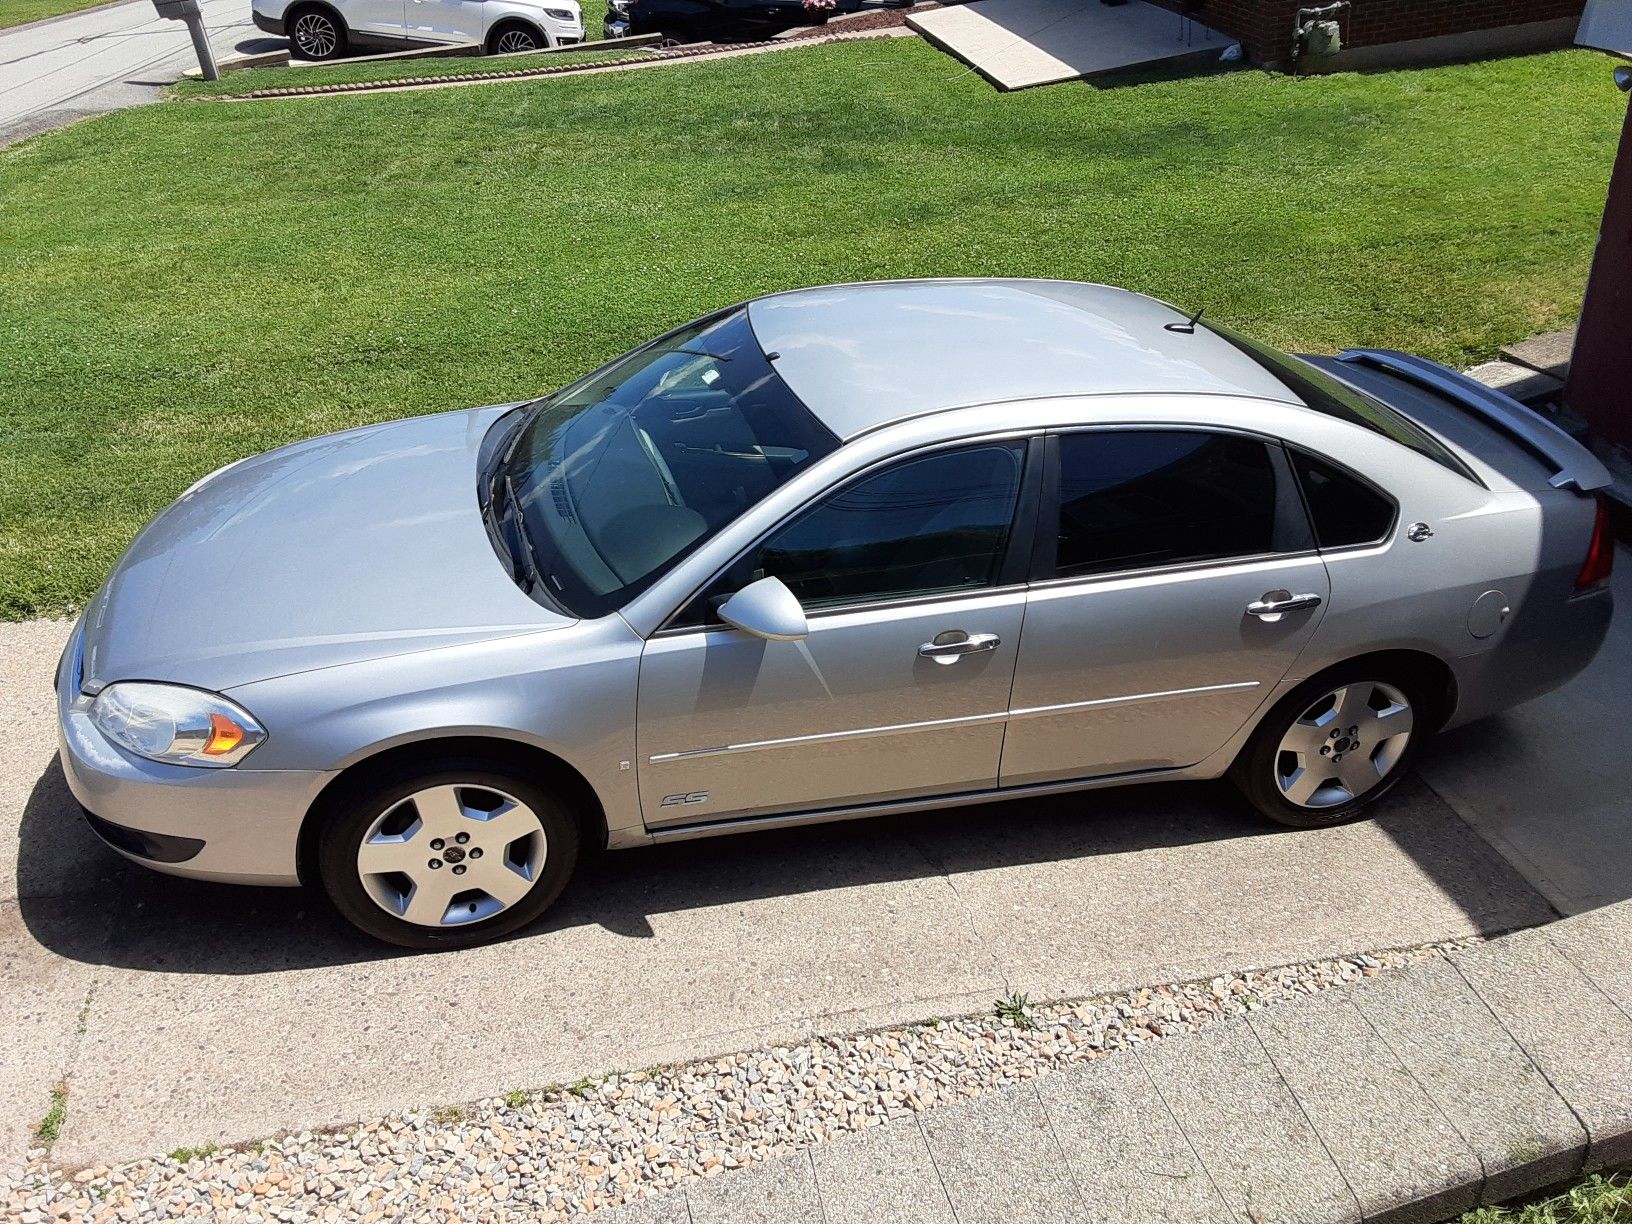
491, 308, 839, 617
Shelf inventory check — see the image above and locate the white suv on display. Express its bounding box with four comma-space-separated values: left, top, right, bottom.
252, 0, 584, 59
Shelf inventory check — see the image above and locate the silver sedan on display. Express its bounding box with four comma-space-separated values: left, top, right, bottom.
57, 280, 1615, 947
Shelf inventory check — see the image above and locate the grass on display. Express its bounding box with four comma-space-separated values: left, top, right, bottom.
0, 0, 114, 29
1463, 1171, 1632, 1223
166, 1142, 220, 1163
996, 991, 1034, 1029
0, 42, 1623, 619
34, 1081, 67, 1145
169, 43, 642, 98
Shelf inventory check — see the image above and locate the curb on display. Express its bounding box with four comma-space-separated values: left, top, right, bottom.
590, 902, 1632, 1223
198, 21, 915, 98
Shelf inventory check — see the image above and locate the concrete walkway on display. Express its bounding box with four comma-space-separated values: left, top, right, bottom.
908, 0, 1227, 91
593, 898, 1632, 1224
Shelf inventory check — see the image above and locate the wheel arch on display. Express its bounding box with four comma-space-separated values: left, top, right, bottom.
485, 15, 547, 51
1260, 647, 1459, 749
297, 734, 608, 888
286, 0, 346, 28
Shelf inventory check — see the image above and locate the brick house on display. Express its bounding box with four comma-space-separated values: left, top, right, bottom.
1151, 0, 1587, 68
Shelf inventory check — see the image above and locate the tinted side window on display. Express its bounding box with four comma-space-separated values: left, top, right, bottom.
1053, 431, 1280, 578
1290, 451, 1396, 548
753, 443, 1026, 609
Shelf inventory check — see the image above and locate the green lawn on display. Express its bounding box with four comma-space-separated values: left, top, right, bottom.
1462, 1171, 1632, 1223
170, 44, 644, 98
0, 0, 114, 29
0, 42, 1623, 619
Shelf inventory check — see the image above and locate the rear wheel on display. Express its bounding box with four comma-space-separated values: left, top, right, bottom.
1231, 665, 1429, 828
318, 760, 580, 949
289, 5, 347, 59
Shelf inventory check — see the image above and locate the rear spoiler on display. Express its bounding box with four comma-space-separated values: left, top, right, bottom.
1336, 348, 1612, 493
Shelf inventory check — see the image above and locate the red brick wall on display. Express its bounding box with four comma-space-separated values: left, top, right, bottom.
1150, 0, 1584, 65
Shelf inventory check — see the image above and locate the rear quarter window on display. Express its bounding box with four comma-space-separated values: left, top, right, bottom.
1289, 450, 1397, 549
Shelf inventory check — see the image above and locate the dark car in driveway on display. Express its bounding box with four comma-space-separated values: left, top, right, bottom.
605, 0, 898, 42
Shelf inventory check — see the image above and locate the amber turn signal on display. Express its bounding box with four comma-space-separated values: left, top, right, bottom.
203, 712, 247, 756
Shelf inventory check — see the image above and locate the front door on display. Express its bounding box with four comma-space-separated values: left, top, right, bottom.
340, 0, 407, 37
1001, 428, 1329, 785
405, 0, 484, 41
638, 440, 1036, 824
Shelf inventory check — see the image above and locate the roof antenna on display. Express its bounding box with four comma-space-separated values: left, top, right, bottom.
1165, 306, 1205, 335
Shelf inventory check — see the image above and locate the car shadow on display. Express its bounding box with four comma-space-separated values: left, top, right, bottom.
15, 748, 1551, 976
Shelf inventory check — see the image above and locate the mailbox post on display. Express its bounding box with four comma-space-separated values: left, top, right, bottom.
152, 0, 220, 82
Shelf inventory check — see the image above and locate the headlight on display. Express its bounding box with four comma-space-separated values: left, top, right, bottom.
90, 682, 266, 768
543, 6, 576, 18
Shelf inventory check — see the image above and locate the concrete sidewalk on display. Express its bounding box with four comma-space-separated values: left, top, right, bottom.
597, 899, 1632, 1224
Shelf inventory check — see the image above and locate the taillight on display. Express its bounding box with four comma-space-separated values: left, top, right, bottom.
1576, 497, 1615, 590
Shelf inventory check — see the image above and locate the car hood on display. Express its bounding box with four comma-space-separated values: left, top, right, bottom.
80, 405, 574, 694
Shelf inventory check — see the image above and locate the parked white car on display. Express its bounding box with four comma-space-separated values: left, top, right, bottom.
252, 0, 584, 59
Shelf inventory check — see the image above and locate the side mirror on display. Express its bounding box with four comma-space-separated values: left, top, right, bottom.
716, 576, 807, 642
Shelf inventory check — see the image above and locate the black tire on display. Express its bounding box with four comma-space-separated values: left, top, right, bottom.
288, 4, 348, 60
1230, 662, 1434, 829
486, 19, 544, 53
317, 758, 580, 950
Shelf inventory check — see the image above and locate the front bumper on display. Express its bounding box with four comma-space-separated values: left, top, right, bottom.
251, 8, 285, 34
57, 622, 330, 887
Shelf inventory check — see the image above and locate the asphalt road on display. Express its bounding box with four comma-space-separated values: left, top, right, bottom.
12, 609, 1616, 1171
0, 0, 272, 145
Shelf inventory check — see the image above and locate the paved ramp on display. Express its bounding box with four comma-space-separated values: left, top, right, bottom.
910, 0, 1229, 90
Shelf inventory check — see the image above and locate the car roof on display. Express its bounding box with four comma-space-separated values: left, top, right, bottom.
745, 279, 1299, 440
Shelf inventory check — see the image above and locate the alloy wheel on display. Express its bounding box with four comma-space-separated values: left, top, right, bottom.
1272, 680, 1414, 809
356, 784, 548, 927
495, 28, 539, 52
292, 12, 338, 57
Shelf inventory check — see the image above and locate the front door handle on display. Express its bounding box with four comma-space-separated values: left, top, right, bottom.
918, 632, 1001, 664
1246, 591, 1323, 622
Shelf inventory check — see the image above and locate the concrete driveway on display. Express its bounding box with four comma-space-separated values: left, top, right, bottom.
17, 600, 1630, 1173
0, 0, 270, 145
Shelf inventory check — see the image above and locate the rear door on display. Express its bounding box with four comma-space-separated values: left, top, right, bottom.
1000, 428, 1330, 786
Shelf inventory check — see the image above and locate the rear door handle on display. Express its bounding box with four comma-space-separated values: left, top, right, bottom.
1246, 591, 1323, 621
918, 632, 1001, 664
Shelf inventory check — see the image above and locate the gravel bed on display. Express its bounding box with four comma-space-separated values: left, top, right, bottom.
3, 938, 1475, 1222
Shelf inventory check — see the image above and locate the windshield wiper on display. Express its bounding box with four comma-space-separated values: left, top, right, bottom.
499, 474, 550, 595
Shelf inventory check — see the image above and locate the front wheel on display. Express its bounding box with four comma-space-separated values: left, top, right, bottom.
487, 20, 545, 53
318, 761, 580, 949
289, 5, 348, 59
1231, 667, 1429, 829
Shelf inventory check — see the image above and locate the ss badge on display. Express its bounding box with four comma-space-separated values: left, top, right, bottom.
661, 791, 710, 808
